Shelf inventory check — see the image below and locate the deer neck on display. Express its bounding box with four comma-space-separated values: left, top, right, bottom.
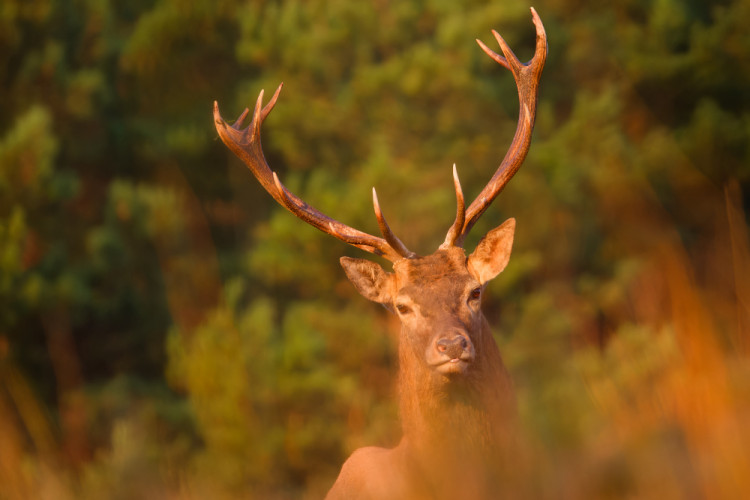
397, 318, 514, 458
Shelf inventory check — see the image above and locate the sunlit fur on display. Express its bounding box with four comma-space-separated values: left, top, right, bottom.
329, 247, 517, 499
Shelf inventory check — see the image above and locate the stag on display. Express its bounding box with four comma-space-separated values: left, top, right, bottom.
213, 8, 546, 499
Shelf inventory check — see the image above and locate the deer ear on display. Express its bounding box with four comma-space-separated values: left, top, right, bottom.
467, 218, 515, 284
340, 257, 394, 304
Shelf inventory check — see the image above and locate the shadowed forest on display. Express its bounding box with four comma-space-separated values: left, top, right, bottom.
2, 0, 750, 498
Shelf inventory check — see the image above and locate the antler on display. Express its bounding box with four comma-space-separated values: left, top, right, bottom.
213, 85, 414, 262
215, 8, 545, 260
443, 7, 547, 248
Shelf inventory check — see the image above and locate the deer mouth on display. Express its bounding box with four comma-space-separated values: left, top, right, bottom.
433, 354, 474, 375
428, 333, 476, 375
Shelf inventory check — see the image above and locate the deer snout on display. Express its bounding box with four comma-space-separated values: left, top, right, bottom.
426, 330, 476, 373
436, 335, 470, 360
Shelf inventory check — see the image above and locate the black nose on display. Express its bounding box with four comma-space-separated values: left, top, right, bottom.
436, 336, 468, 359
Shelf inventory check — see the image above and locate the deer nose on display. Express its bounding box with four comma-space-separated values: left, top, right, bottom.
436, 336, 469, 360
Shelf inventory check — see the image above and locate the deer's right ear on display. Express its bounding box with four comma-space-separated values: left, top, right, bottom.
340, 257, 394, 305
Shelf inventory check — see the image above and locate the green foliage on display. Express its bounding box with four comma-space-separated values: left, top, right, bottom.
166, 288, 394, 494
1, 0, 749, 497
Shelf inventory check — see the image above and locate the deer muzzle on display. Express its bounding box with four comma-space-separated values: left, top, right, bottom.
430, 332, 475, 375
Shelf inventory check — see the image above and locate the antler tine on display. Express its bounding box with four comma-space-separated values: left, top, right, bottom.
441, 164, 465, 249
453, 8, 547, 246
260, 83, 282, 122
475, 37, 511, 72
214, 85, 408, 262
372, 188, 417, 259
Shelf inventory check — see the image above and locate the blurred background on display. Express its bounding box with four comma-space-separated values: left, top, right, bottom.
1, 0, 749, 498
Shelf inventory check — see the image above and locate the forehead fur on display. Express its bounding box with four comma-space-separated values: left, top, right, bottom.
393, 247, 473, 291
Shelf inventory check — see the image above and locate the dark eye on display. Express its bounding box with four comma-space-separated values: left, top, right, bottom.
396, 304, 412, 315
469, 287, 482, 301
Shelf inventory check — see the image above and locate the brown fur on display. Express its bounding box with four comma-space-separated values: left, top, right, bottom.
330, 229, 518, 500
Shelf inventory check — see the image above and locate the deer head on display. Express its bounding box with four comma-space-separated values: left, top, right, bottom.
339, 220, 514, 377
213, 8, 546, 497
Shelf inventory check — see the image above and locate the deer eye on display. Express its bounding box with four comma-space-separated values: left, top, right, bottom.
396, 304, 412, 315
469, 287, 482, 301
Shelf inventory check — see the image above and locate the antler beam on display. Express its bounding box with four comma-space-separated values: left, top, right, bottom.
213, 85, 413, 262
444, 7, 547, 248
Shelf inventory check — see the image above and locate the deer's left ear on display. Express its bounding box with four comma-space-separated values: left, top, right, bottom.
467, 218, 515, 284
